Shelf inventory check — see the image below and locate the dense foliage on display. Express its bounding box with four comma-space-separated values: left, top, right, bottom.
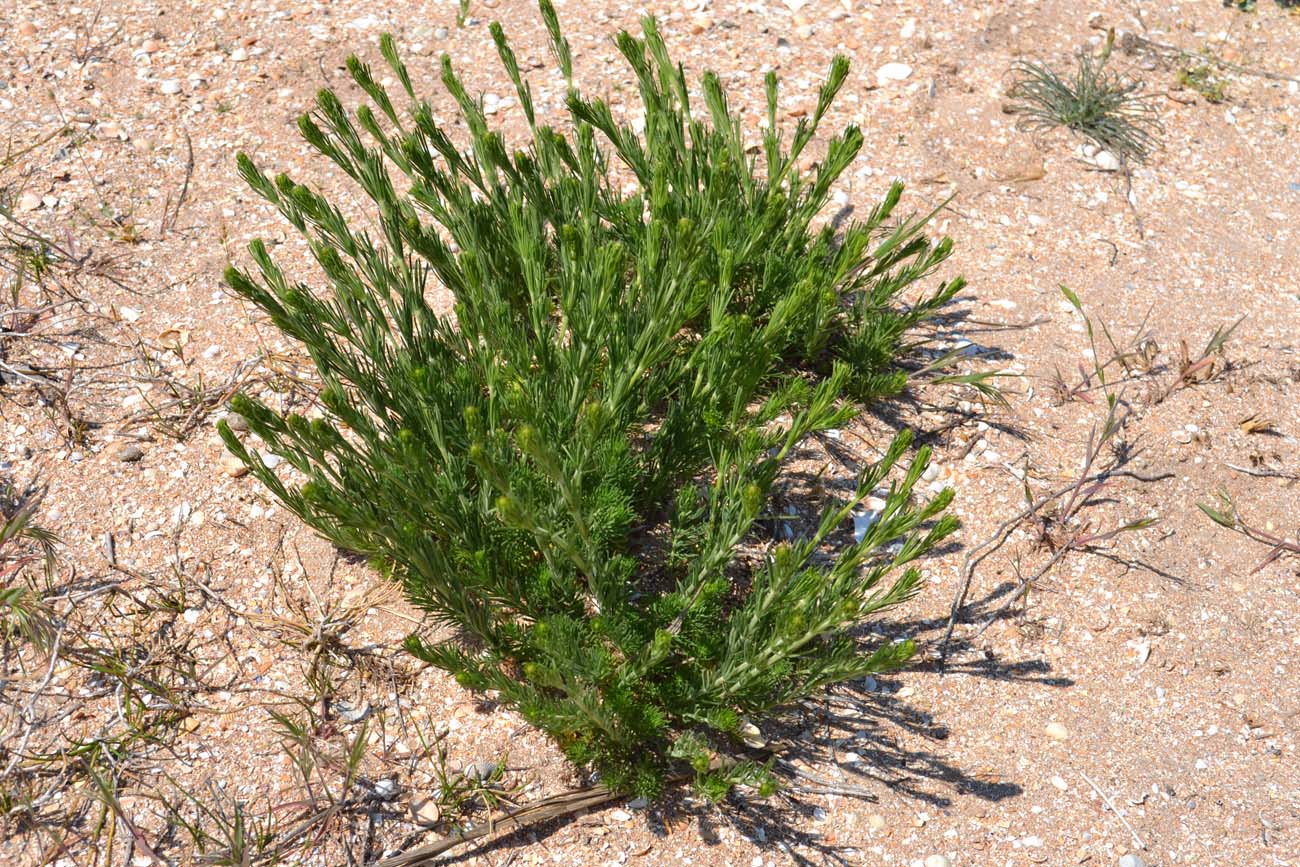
222, 2, 964, 798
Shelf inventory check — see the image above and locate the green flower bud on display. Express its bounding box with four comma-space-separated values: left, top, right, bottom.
578, 401, 606, 436
300, 481, 327, 505
310, 418, 333, 441
516, 424, 539, 456
320, 386, 346, 415
652, 629, 672, 656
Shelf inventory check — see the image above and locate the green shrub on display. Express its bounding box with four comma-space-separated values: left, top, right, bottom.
221, 2, 962, 799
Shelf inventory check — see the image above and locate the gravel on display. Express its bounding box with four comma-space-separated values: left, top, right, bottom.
113, 443, 145, 463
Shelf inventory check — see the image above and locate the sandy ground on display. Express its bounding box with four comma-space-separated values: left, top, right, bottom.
2, 1, 1299, 866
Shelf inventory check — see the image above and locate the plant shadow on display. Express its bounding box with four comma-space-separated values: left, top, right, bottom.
431, 600, 1068, 866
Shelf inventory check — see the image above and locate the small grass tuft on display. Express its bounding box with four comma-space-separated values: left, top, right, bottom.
1178, 56, 1230, 104
1008, 31, 1162, 164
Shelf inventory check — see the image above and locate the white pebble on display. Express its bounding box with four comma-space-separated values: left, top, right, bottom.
1094, 150, 1121, 172
159, 79, 183, 95
853, 496, 888, 541
876, 62, 913, 84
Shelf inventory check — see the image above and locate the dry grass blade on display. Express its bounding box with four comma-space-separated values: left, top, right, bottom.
375, 784, 630, 867
1237, 414, 1275, 435
1198, 493, 1300, 572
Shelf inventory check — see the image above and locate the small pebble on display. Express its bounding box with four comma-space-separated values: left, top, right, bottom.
1044, 721, 1069, 740
853, 496, 888, 541
738, 718, 765, 749
230, 47, 249, 62
220, 453, 248, 477
142, 38, 163, 53
18, 191, 42, 212
924, 857, 951, 867
876, 62, 913, 84
867, 813, 887, 830
412, 797, 442, 826
372, 778, 399, 800
1118, 855, 1146, 867
333, 700, 371, 723
18, 20, 37, 37
113, 443, 145, 463
463, 760, 498, 781
159, 79, 183, 95
1094, 150, 1121, 172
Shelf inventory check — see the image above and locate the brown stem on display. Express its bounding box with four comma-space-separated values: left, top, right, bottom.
373, 784, 630, 867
